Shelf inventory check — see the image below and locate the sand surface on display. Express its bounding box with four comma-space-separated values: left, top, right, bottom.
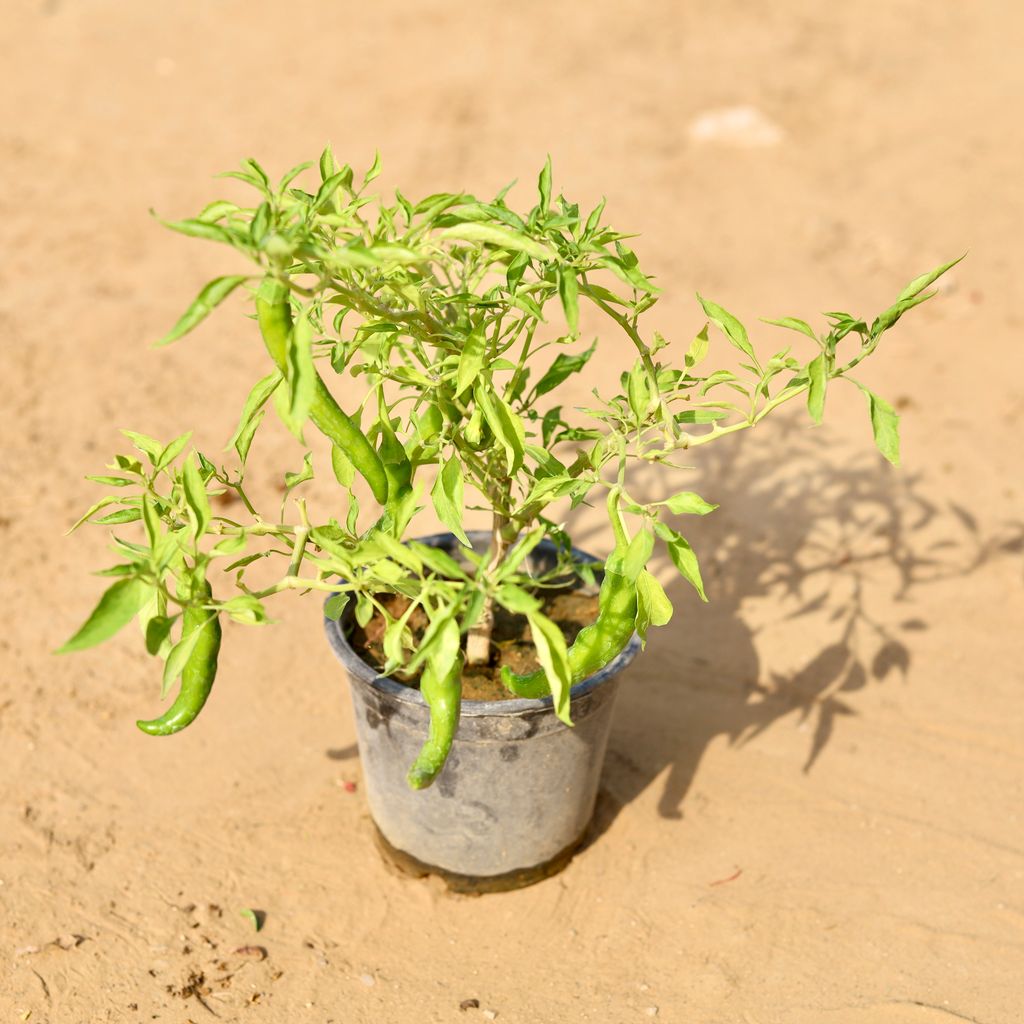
2, 1, 1022, 1021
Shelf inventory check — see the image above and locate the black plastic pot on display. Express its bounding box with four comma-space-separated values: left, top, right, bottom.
323, 531, 640, 892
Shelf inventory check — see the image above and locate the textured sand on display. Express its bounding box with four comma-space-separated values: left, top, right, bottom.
2, 1, 1022, 1021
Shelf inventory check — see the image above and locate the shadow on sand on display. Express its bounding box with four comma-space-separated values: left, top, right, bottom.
574, 415, 1023, 838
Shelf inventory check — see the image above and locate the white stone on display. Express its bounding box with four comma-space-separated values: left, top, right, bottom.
687, 106, 784, 147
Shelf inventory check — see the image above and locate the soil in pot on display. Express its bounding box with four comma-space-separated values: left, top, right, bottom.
347, 589, 601, 701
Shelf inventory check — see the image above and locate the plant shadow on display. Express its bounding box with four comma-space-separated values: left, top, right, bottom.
574, 415, 1023, 840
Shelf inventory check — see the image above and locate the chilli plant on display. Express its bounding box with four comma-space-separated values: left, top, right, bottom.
58, 151, 959, 788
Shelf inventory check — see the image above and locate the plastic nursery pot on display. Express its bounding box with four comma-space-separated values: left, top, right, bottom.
323, 531, 640, 893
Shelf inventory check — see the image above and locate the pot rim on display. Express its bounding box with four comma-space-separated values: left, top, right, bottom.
323, 531, 641, 719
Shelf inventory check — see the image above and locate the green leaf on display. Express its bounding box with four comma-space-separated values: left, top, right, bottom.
674, 408, 728, 424
533, 341, 596, 397
239, 908, 263, 932
157, 217, 239, 244
583, 197, 606, 236
440, 222, 554, 261
144, 615, 175, 657
685, 323, 710, 368
283, 452, 315, 497
597, 255, 657, 293
506, 250, 529, 291
57, 577, 149, 653
557, 266, 579, 333
626, 361, 654, 421
362, 150, 383, 187
806, 353, 827, 425
871, 289, 939, 337
654, 522, 707, 601
84, 475, 135, 487
497, 525, 547, 578
156, 431, 193, 472
96, 508, 143, 525
537, 155, 552, 214
456, 329, 485, 398
407, 543, 469, 579
761, 316, 818, 341
141, 495, 161, 546
330, 444, 355, 487
160, 616, 206, 697
851, 379, 900, 466
663, 491, 718, 516
235, 410, 265, 465
354, 594, 374, 628
242, 157, 270, 190
526, 610, 573, 725
431, 459, 470, 547
319, 144, 338, 182
277, 160, 313, 191
313, 169, 350, 212
369, 532, 423, 572
287, 308, 317, 427
156, 276, 249, 347
211, 532, 247, 556
121, 430, 163, 464
181, 453, 211, 539
475, 384, 525, 472
619, 528, 654, 581
227, 371, 282, 459
324, 592, 350, 622
896, 255, 964, 303
220, 595, 267, 625
635, 569, 673, 644
272, 376, 304, 441
431, 617, 461, 680
496, 584, 540, 615
541, 406, 564, 447
697, 295, 757, 364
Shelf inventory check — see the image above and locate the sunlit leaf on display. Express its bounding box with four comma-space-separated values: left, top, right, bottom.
697, 295, 757, 364
57, 577, 149, 653
807, 353, 827, 425
654, 522, 707, 601
533, 341, 596, 397
851, 379, 900, 466
431, 459, 470, 546
181, 453, 211, 539
156, 276, 249, 347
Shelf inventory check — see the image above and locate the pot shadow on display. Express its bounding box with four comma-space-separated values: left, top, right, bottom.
573, 416, 1023, 839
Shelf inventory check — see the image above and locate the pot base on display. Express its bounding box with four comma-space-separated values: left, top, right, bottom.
373, 824, 585, 894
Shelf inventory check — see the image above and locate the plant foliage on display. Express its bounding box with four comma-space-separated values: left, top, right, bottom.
61, 150, 959, 756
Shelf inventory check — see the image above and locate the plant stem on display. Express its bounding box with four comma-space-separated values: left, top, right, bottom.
465, 509, 515, 666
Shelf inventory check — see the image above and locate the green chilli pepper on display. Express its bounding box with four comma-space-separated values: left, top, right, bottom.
137, 581, 222, 736
501, 488, 638, 699
407, 652, 464, 790
255, 276, 390, 505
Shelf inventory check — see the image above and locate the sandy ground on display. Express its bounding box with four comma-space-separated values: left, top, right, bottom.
2, 1, 1023, 1021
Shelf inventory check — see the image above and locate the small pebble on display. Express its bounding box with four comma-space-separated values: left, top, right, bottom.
645, 1007, 659, 1017
687, 105, 783, 147
459, 998, 480, 1011
359, 973, 376, 987
482, 1012, 498, 1021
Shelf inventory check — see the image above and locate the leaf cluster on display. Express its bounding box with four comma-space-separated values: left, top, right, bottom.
61, 150, 960, 718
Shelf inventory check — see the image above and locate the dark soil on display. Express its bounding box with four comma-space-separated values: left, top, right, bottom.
348, 590, 600, 701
